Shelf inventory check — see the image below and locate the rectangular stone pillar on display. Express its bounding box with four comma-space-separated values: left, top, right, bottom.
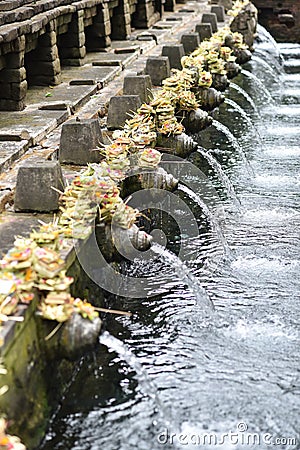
111, 0, 132, 40
132, 0, 160, 28
58, 11, 86, 66
25, 23, 61, 86
0, 36, 27, 111
164, 0, 176, 12
85, 4, 112, 51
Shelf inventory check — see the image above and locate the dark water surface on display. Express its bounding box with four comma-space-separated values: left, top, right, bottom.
39, 37, 300, 450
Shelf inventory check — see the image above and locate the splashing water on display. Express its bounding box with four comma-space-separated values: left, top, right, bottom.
151, 243, 214, 313
229, 83, 260, 116
224, 98, 262, 147
212, 119, 254, 175
257, 24, 282, 58
251, 55, 279, 81
100, 331, 160, 405
254, 48, 284, 75
196, 146, 241, 208
241, 69, 275, 105
177, 183, 231, 261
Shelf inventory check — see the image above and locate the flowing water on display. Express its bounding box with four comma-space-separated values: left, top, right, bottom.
150, 243, 214, 313
228, 82, 259, 116
39, 33, 300, 450
240, 69, 275, 105
223, 98, 262, 148
177, 183, 231, 260
256, 24, 282, 59
224, 98, 257, 131
211, 119, 254, 174
254, 47, 284, 75
251, 54, 279, 81
196, 146, 241, 208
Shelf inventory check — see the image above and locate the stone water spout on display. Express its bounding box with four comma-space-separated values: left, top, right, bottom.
178, 108, 213, 133
96, 223, 152, 262
195, 87, 225, 111
122, 167, 179, 197
156, 132, 198, 157
211, 73, 229, 91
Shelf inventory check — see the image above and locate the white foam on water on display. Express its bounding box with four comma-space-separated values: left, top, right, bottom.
264, 146, 300, 158
231, 256, 299, 273
226, 318, 298, 341
253, 174, 300, 187
242, 207, 300, 223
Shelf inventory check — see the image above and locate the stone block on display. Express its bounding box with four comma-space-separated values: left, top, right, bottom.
59, 118, 103, 165
57, 23, 69, 34
11, 80, 27, 100
14, 160, 65, 212
0, 27, 18, 43
11, 36, 25, 52
161, 44, 185, 70
6, 51, 25, 69
123, 75, 152, 104
180, 33, 200, 55
47, 20, 57, 32
62, 30, 85, 48
29, 74, 61, 86
201, 13, 218, 33
107, 95, 142, 130
0, 56, 5, 71
145, 56, 170, 86
102, 6, 110, 22
195, 23, 212, 41
39, 31, 57, 47
0, 98, 25, 111
0, 67, 26, 83
211, 5, 225, 22
60, 46, 86, 59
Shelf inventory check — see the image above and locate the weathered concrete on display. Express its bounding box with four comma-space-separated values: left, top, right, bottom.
0, 107, 69, 145
195, 23, 212, 41
180, 32, 200, 54
59, 118, 103, 165
145, 56, 171, 85
107, 94, 142, 129
201, 13, 218, 33
123, 74, 153, 103
161, 43, 185, 69
211, 5, 225, 22
14, 159, 65, 212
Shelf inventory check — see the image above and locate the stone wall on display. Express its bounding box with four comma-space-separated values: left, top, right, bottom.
0, 0, 163, 111
252, 0, 300, 43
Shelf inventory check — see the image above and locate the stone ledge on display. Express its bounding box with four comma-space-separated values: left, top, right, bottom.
0, 0, 107, 46
0, 140, 30, 175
